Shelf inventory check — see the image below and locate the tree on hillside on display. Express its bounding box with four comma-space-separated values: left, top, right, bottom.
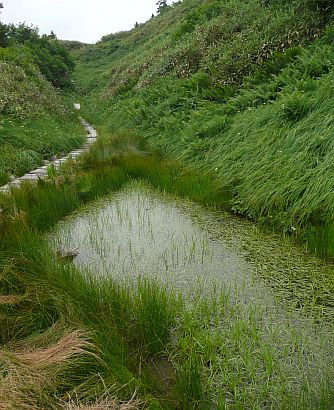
0, 3, 8, 47
0, 23, 8, 46
0, 22, 74, 88
48, 30, 57, 39
156, 0, 168, 14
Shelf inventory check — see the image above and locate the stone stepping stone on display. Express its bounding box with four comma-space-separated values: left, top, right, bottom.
30, 168, 47, 176
8, 181, 22, 188
0, 185, 10, 193
68, 149, 84, 158
70, 150, 84, 155
19, 174, 40, 181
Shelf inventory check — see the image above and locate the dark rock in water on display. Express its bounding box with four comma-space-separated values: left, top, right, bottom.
56, 249, 79, 262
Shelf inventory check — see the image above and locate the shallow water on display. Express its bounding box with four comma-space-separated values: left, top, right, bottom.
51, 182, 259, 296
50, 181, 333, 314
50, 181, 334, 395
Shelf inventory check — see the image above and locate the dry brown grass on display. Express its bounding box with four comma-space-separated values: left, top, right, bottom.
65, 395, 141, 410
0, 328, 95, 410
10, 329, 93, 368
0, 295, 23, 305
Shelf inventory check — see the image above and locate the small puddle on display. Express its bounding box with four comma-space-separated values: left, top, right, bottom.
50, 181, 334, 395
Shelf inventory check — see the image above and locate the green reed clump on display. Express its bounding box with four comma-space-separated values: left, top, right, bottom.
134, 279, 180, 356
75, 127, 228, 208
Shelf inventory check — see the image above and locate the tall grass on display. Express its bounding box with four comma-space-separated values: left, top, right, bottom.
1, 131, 334, 407
77, 23, 334, 258
0, 220, 178, 407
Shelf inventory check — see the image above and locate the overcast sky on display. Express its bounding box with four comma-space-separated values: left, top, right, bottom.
1, 0, 163, 43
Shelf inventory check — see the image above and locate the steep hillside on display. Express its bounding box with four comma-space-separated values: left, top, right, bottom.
0, 28, 84, 185
73, 0, 334, 256
74, 0, 326, 92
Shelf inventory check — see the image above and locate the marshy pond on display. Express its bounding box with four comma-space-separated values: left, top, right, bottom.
51, 181, 334, 394
51, 181, 273, 306
52, 182, 249, 292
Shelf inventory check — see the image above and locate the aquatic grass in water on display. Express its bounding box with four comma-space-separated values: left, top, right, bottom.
51, 181, 334, 408
134, 278, 180, 356
51, 182, 245, 294
173, 292, 334, 409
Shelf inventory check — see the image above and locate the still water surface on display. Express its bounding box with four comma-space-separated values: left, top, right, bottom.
50, 181, 334, 391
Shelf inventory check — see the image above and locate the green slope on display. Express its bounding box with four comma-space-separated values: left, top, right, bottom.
73, 0, 334, 256
0, 46, 84, 185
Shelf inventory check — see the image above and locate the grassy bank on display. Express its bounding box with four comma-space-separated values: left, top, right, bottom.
1, 131, 334, 408
0, 47, 84, 185
71, 0, 334, 257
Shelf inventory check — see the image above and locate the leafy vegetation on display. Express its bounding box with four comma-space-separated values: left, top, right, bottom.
0, 22, 75, 88
0, 21, 83, 184
73, 0, 334, 256
2, 0, 334, 407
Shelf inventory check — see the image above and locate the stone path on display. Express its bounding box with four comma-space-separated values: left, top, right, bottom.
0, 118, 97, 194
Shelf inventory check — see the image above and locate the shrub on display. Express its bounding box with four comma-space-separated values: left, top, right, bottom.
281, 92, 312, 121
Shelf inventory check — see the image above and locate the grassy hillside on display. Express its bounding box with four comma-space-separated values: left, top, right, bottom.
73, 0, 334, 256
0, 37, 84, 185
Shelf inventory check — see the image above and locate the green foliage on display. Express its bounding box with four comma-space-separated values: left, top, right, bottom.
0, 114, 83, 184
73, 0, 322, 97
27, 36, 75, 88
0, 22, 8, 47
1, 23, 75, 89
134, 279, 179, 355
172, 0, 222, 40
0, 30, 83, 184
0, 51, 83, 184
1, 130, 334, 407
280, 91, 313, 121
303, 0, 334, 11
73, 6, 334, 256
156, 0, 168, 14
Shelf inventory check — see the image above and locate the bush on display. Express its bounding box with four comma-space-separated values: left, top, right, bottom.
281, 92, 313, 121
303, 0, 334, 11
